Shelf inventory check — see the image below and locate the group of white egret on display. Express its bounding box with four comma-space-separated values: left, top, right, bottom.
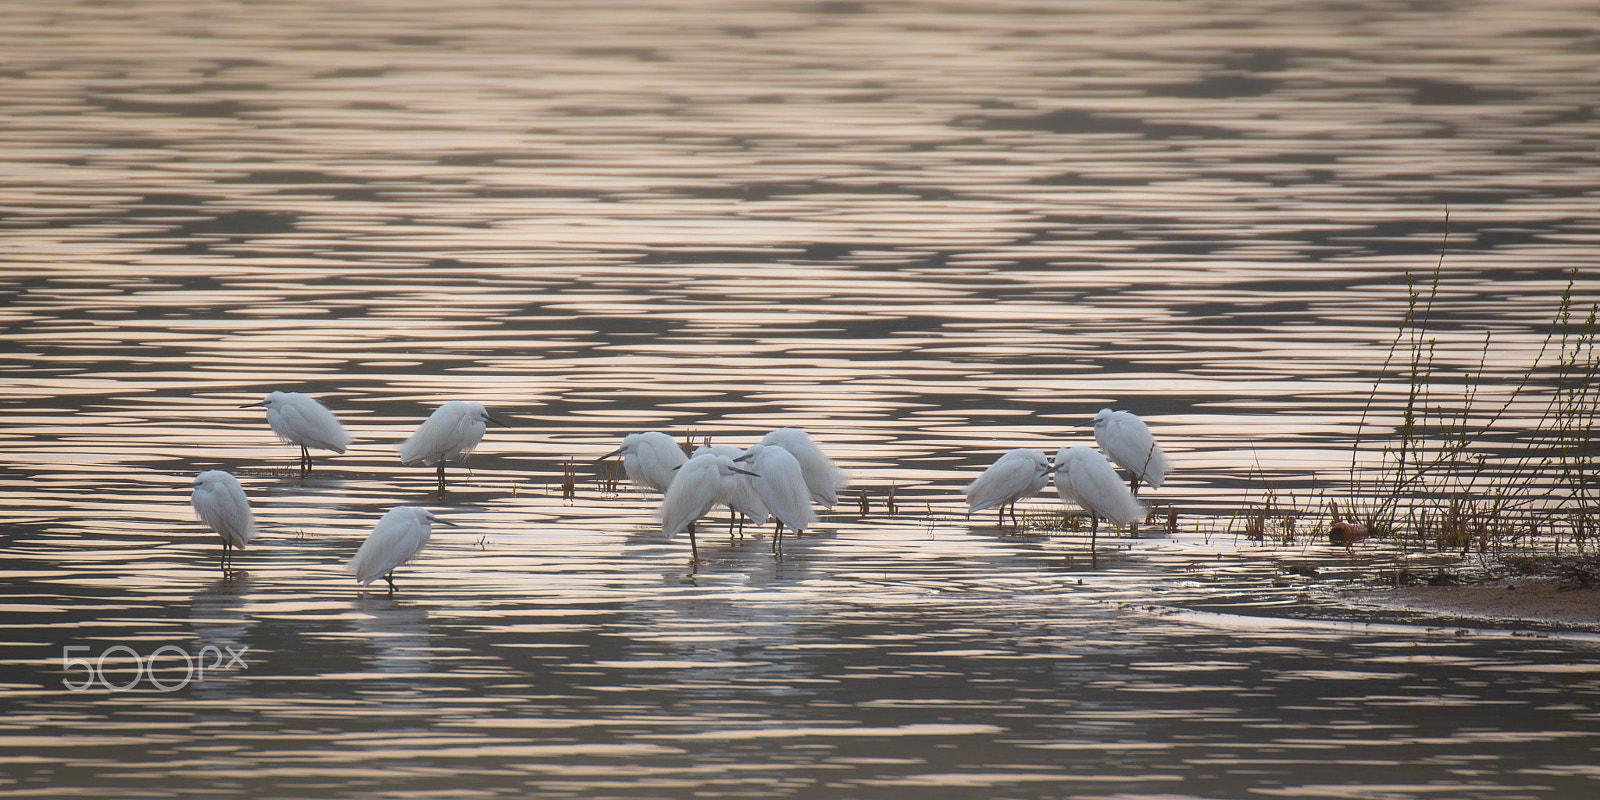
190, 392, 504, 591
963, 409, 1171, 562
597, 427, 848, 560
189, 391, 1170, 590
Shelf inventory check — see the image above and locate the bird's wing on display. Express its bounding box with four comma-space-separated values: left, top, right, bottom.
1110, 415, 1166, 485
1073, 457, 1145, 526
445, 411, 483, 458
195, 482, 256, 547
286, 397, 348, 452
755, 452, 816, 532
656, 457, 719, 536
402, 409, 475, 464
634, 440, 685, 491
967, 455, 1035, 511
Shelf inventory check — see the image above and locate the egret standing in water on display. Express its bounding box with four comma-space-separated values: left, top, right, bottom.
963, 448, 1049, 526
760, 427, 846, 509
400, 401, 508, 493
349, 506, 456, 592
1092, 408, 1170, 496
657, 452, 761, 561
1049, 445, 1145, 565
735, 443, 815, 552
692, 443, 769, 535
190, 470, 257, 575
596, 431, 686, 495
243, 391, 349, 473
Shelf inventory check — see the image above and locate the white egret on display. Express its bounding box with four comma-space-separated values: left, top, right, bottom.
1092, 408, 1170, 496
760, 427, 845, 508
657, 452, 760, 560
963, 448, 1049, 526
399, 400, 508, 492
596, 431, 685, 495
190, 470, 257, 574
1049, 445, 1145, 564
348, 506, 457, 592
735, 443, 815, 552
242, 391, 349, 473
692, 443, 769, 532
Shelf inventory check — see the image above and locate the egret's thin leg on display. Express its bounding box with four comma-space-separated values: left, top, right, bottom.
1129, 477, 1143, 535
1090, 515, 1099, 568
436, 463, 447, 494
384, 572, 397, 594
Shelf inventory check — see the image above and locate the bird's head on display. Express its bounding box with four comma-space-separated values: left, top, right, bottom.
241, 391, 287, 410
192, 470, 230, 490
471, 403, 510, 428
420, 509, 460, 528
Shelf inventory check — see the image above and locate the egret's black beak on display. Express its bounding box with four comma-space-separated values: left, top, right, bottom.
432, 517, 461, 528
241, 401, 265, 409
596, 446, 627, 463
732, 452, 754, 463
732, 467, 761, 478
485, 414, 510, 428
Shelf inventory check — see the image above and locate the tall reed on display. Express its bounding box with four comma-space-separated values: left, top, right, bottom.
1350, 214, 1598, 554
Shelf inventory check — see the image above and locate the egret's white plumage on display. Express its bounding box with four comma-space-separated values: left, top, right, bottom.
1092, 408, 1170, 495
191, 470, 257, 573
657, 452, 759, 558
760, 427, 845, 509
598, 431, 685, 495
1051, 445, 1145, 561
400, 400, 508, 491
963, 448, 1049, 525
349, 506, 450, 591
736, 443, 815, 549
244, 391, 349, 472
691, 443, 768, 527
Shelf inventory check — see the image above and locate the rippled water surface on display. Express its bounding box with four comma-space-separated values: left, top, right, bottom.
3, 0, 1600, 797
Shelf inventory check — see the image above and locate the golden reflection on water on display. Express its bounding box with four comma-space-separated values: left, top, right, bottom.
3, 0, 1600, 797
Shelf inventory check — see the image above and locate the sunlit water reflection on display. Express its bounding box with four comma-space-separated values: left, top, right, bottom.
3, 0, 1599, 797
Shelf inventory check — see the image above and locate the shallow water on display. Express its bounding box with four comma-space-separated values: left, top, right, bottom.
3, 0, 1600, 797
